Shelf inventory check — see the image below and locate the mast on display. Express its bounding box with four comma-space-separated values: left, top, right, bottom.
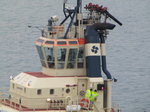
77, 0, 82, 13
76, 0, 83, 38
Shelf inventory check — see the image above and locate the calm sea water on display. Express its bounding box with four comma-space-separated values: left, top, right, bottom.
0, 0, 150, 112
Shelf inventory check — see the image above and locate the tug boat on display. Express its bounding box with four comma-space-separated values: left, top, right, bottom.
0, 0, 122, 112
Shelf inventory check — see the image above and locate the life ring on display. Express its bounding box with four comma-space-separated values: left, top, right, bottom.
80, 98, 90, 108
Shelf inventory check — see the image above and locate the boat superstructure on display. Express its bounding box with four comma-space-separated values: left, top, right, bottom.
0, 0, 122, 112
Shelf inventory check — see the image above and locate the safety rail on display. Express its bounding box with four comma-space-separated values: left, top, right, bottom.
0, 88, 110, 112
0, 87, 9, 100
0, 88, 93, 111
43, 26, 75, 39
0, 93, 82, 111
1, 98, 67, 111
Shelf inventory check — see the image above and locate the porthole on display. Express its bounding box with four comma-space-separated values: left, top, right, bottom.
66, 88, 70, 93
45, 41, 54, 44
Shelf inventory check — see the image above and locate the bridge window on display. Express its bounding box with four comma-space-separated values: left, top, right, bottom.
44, 47, 55, 68
77, 47, 84, 68
57, 41, 67, 45
36, 45, 44, 60
36, 45, 46, 67
67, 48, 78, 68
41, 61, 46, 67
69, 41, 77, 44
45, 41, 54, 44
57, 48, 66, 69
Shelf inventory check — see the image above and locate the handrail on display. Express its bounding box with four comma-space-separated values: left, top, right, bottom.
0, 94, 82, 111
0, 88, 85, 111
0, 88, 9, 100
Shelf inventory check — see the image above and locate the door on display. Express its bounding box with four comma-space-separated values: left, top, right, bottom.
77, 79, 87, 99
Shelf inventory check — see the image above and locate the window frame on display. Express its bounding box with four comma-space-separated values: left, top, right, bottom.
77, 47, 84, 68
50, 89, 54, 95
37, 89, 42, 95
36, 45, 46, 67
56, 47, 68, 69
67, 48, 78, 69
44, 47, 55, 68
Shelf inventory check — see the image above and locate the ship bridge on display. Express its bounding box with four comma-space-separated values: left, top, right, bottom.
35, 37, 86, 76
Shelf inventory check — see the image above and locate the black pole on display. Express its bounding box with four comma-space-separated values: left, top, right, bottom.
60, 13, 73, 25
64, 8, 77, 38
105, 11, 122, 26
76, 0, 82, 26
77, 0, 80, 13
100, 34, 112, 79
63, 2, 67, 17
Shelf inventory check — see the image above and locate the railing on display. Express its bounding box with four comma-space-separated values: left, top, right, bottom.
0, 88, 98, 112
0, 89, 82, 112
0, 87, 9, 100
43, 26, 76, 39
